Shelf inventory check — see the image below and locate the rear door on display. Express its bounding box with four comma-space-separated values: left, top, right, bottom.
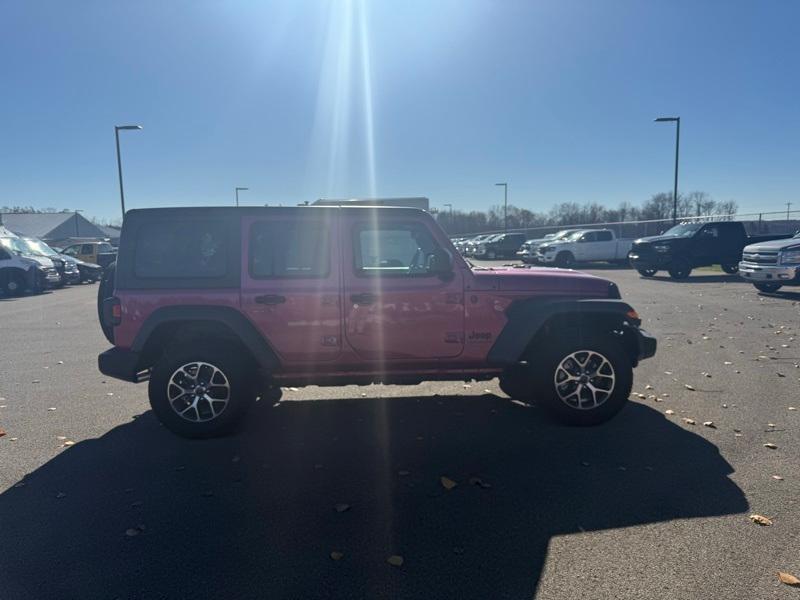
342, 216, 465, 360
240, 212, 342, 363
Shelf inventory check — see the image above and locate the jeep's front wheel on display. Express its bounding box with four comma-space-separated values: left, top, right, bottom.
148, 343, 256, 438
533, 332, 632, 426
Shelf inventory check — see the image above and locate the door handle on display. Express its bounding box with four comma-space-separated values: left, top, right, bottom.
350, 292, 377, 305
254, 294, 286, 305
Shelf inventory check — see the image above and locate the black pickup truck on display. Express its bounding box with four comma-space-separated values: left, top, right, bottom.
628, 221, 792, 279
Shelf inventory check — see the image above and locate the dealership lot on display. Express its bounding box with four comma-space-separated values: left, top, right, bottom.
2, 265, 800, 599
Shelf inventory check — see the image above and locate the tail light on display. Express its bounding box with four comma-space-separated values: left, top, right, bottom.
103, 297, 122, 326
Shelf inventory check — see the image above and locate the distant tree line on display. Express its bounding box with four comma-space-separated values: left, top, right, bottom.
1, 205, 121, 227
432, 192, 739, 235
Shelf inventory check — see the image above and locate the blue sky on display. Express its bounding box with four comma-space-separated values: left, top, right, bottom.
1, 0, 798, 221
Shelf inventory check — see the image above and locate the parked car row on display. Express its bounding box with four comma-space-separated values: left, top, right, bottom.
452, 221, 798, 290
454, 228, 636, 268
0, 227, 105, 296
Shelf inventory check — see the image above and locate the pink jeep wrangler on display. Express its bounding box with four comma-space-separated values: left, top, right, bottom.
98, 206, 655, 438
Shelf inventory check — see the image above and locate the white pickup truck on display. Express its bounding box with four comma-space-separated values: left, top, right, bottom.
535, 229, 634, 268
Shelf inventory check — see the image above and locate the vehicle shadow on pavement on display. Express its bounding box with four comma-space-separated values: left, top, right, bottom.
0, 395, 747, 600
646, 274, 740, 284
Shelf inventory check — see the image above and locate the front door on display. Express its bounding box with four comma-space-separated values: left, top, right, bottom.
573, 231, 600, 261
240, 213, 342, 363
343, 218, 465, 361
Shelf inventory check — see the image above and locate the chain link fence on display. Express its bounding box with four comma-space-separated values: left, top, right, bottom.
451, 210, 800, 241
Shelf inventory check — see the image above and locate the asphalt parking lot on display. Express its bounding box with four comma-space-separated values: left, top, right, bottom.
2, 264, 800, 599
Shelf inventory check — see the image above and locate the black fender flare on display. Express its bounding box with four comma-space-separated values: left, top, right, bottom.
487, 298, 639, 365
131, 305, 280, 371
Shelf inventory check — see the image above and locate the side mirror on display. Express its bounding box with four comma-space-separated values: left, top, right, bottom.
428, 249, 453, 276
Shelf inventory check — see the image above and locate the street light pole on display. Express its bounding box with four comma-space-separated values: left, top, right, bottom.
114, 125, 142, 218
235, 187, 249, 207
495, 183, 508, 231
654, 116, 680, 224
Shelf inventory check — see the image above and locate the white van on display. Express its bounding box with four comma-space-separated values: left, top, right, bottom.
0, 225, 60, 295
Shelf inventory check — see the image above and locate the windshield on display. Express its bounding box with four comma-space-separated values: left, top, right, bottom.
20, 238, 55, 256
0, 237, 28, 255
553, 230, 578, 240
661, 223, 703, 237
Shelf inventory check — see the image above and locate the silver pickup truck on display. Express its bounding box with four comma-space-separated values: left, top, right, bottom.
739, 232, 800, 292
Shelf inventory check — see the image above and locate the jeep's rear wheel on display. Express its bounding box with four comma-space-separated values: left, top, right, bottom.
532, 332, 632, 426
148, 343, 256, 438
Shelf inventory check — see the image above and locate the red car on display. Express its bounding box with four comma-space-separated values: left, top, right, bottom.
98, 206, 656, 438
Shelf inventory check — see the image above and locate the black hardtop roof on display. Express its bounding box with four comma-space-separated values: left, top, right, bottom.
124, 205, 430, 221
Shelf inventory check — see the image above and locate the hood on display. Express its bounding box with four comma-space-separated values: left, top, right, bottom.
25, 254, 55, 268
470, 266, 614, 296
743, 237, 800, 253
632, 235, 691, 246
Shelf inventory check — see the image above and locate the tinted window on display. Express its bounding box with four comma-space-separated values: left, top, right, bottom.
596, 231, 613, 241
135, 221, 227, 278
98, 243, 114, 253
62, 246, 79, 257
81, 244, 94, 254
249, 221, 329, 278
355, 223, 441, 276
581, 232, 598, 242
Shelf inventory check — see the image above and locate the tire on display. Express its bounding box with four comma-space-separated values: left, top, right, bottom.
97, 262, 116, 344
148, 342, 257, 439
2, 271, 26, 296
530, 331, 633, 426
555, 252, 576, 268
721, 263, 739, 274
637, 268, 657, 277
667, 259, 692, 280
754, 282, 782, 293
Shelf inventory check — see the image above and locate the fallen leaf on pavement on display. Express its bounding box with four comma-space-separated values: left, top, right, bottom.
440, 476, 457, 490
125, 528, 141, 537
47, 407, 56, 411
287, 387, 299, 392
764, 443, 778, 449
703, 421, 716, 428
790, 407, 797, 411
778, 572, 800, 587
749, 514, 773, 526
684, 384, 695, 391
56, 492, 66, 499
772, 475, 784, 481
644, 385, 654, 390
335, 503, 351, 513
0, 429, 5, 438
387, 555, 404, 567
665, 409, 675, 415
62, 440, 75, 447
330, 551, 344, 561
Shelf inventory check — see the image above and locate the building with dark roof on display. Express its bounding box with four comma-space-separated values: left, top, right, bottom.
0, 212, 109, 246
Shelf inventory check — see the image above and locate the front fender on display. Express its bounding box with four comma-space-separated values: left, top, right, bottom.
487, 298, 643, 365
